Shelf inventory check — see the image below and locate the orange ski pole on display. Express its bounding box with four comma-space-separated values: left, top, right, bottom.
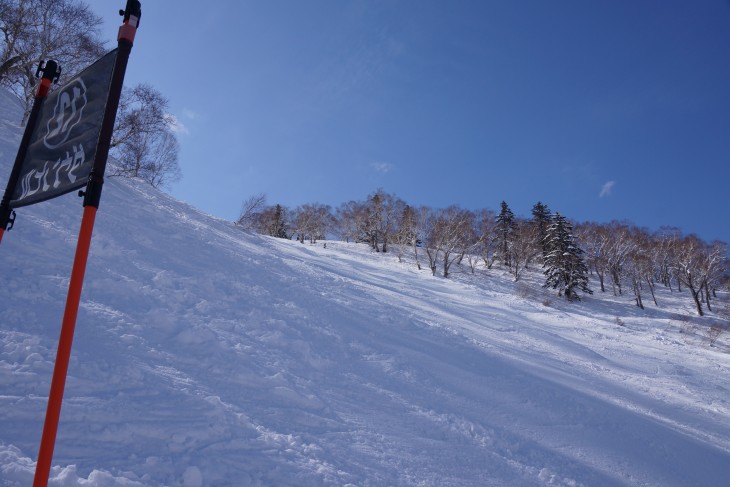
32, 2, 141, 486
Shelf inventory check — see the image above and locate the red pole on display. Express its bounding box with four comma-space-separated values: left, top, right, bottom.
32, 205, 97, 487
31, 3, 140, 485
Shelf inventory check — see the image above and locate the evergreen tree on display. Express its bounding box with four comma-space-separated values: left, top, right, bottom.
365, 191, 383, 251
531, 201, 552, 260
543, 213, 593, 301
494, 201, 516, 268
271, 204, 288, 238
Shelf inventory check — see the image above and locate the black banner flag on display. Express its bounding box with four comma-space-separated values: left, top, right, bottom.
10, 49, 118, 208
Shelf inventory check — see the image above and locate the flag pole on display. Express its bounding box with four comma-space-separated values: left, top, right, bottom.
31, 3, 141, 486
0, 61, 61, 244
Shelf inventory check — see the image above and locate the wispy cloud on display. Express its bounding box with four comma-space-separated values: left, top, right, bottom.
370, 162, 394, 174
599, 180, 615, 198
182, 108, 197, 120
165, 114, 190, 136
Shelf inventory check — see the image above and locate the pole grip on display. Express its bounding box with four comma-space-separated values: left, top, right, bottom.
118, 0, 141, 42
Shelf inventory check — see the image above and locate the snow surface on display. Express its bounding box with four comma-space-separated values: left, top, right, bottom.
1, 88, 730, 486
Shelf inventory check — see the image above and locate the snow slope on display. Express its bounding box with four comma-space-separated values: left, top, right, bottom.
1, 89, 730, 486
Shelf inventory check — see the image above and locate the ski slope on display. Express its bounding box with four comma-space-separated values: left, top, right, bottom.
1, 89, 730, 486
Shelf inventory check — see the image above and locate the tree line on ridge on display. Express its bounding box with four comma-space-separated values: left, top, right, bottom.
236, 189, 729, 316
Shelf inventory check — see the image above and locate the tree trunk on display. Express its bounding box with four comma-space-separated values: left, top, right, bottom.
412, 241, 421, 270
704, 283, 712, 312
611, 269, 622, 295
633, 279, 644, 309
426, 248, 438, 276
687, 284, 704, 316
646, 277, 658, 306
596, 270, 605, 293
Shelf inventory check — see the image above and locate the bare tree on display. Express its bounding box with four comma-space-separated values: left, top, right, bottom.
335, 201, 363, 243
441, 207, 474, 278
313, 204, 336, 243
674, 235, 714, 316
422, 207, 440, 276
391, 204, 419, 265
362, 189, 402, 252
111, 127, 180, 187
291, 203, 333, 244
510, 220, 538, 281
112, 84, 171, 147
0, 0, 105, 121
603, 221, 634, 296
576, 222, 610, 293
461, 211, 483, 274
464, 219, 482, 275
291, 206, 312, 243
254, 204, 289, 238
624, 227, 654, 309
653, 226, 682, 291
636, 229, 660, 307
236, 193, 267, 230
423, 206, 473, 278
109, 84, 181, 187
475, 209, 497, 269
698, 241, 727, 313
413, 206, 434, 271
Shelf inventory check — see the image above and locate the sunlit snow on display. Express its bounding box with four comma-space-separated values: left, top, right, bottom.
1, 88, 729, 486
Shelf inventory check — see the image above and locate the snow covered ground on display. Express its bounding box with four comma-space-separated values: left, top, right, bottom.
1, 89, 729, 486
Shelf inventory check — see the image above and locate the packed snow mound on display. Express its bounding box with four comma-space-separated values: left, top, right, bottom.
1, 88, 730, 486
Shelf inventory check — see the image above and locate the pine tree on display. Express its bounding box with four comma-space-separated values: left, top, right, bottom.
271, 204, 288, 238
531, 201, 552, 260
494, 201, 516, 268
543, 213, 593, 301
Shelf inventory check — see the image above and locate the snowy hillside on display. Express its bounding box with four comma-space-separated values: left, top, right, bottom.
1, 89, 730, 487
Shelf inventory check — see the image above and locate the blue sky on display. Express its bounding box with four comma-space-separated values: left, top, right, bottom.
86, 1, 730, 244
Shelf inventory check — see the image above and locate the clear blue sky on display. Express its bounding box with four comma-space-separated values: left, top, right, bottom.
86, 0, 730, 244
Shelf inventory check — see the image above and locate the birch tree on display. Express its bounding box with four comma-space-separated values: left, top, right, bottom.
510, 220, 538, 281
392, 204, 419, 265
475, 209, 497, 269
335, 200, 364, 243
110, 84, 181, 188
0, 0, 105, 121
675, 235, 703, 315
576, 222, 610, 293
236, 193, 267, 230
